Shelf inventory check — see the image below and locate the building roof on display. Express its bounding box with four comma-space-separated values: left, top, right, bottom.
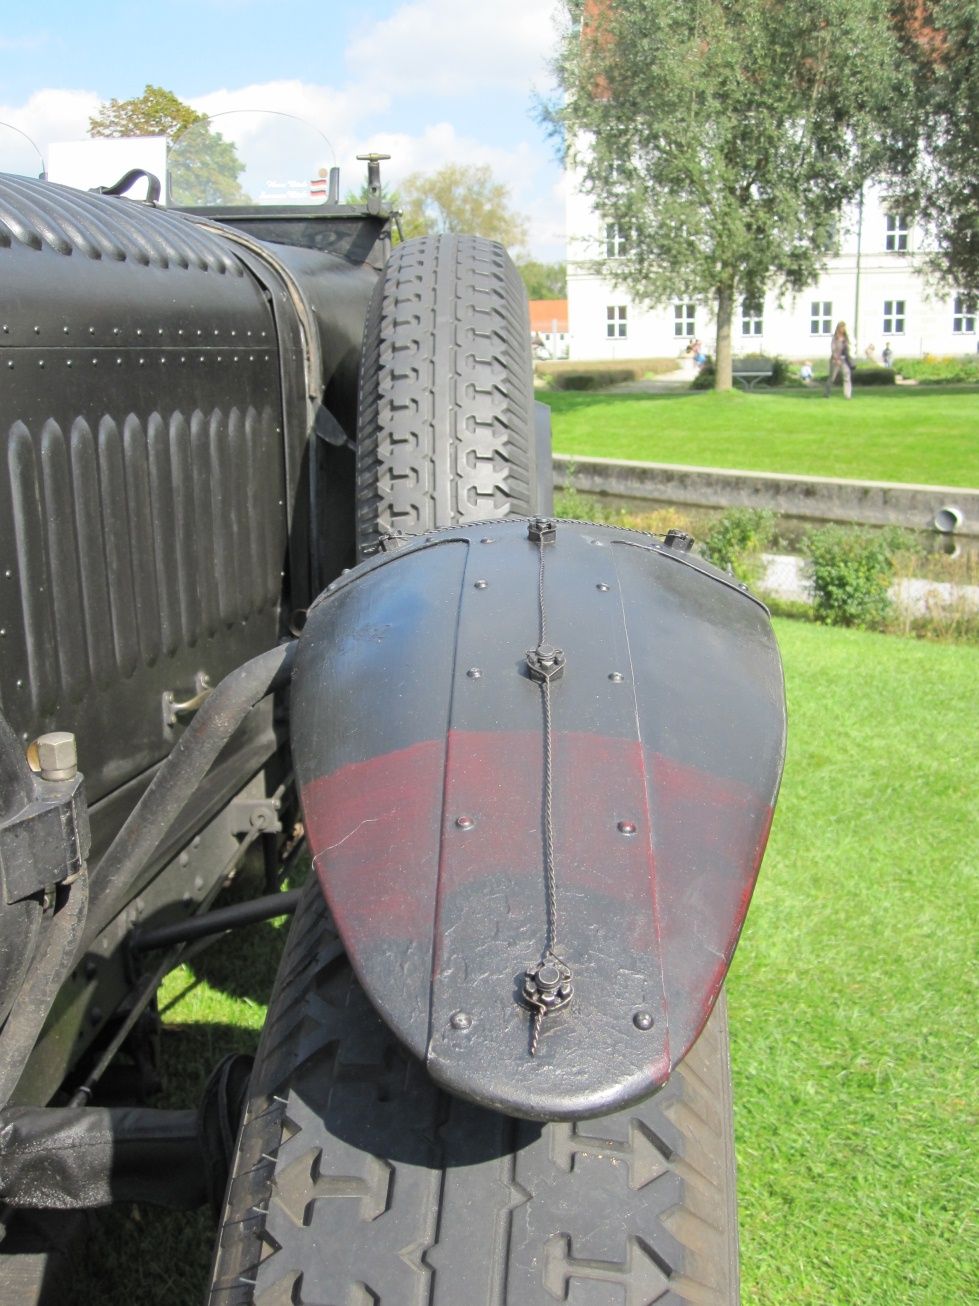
529, 299, 569, 333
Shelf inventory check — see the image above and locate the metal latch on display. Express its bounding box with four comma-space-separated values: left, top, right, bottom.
229, 797, 282, 836
162, 672, 211, 728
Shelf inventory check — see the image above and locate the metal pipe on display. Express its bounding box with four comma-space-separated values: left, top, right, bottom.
69, 827, 262, 1108
131, 887, 301, 952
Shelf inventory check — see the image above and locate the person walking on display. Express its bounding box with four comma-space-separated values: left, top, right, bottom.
824, 321, 853, 398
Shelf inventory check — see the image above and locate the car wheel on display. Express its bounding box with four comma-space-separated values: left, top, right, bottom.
207, 878, 740, 1304
354, 234, 540, 557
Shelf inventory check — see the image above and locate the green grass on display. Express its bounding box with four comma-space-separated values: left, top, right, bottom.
542, 386, 979, 486
730, 621, 978, 1304
71, 626, 978, 1304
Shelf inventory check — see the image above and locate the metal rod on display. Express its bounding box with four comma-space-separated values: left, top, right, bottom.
68, 827, 261, 1108
131, 887, 301, 952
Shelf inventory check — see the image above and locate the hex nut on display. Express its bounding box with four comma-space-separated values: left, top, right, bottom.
35, 731, 78, 781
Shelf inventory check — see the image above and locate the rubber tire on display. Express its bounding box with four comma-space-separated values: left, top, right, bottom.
208, 879, 740, 1304
354, 235, 539, 557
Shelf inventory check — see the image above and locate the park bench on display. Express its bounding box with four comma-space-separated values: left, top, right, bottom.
732, 358, 775, 390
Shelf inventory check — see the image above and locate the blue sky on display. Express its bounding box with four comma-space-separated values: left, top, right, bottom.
0, 0, 567, 258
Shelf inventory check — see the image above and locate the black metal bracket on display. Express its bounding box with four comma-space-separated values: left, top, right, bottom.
0, 774, 90, 904
229, 796, 282, 835
663, 529, 695, 552
526, 644, 566, 683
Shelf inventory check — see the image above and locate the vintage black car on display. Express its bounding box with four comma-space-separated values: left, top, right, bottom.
0, 158, 784, 1303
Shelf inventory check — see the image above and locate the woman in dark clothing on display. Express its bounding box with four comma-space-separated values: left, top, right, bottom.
824, 321, 853, 398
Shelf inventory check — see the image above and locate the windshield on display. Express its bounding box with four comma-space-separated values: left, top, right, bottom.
167, 111, 336, 208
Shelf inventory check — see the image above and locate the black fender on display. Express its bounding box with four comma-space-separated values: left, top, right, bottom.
291, 518, 786, 1120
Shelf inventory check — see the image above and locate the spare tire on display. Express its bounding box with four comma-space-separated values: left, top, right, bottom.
355, 234, 539, 556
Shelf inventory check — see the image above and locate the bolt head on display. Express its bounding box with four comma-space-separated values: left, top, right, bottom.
455, 815, 475, 830
617, 820, 637, 836
474, 579, 489, 590
35, 731, 78, 780
609, 672, 624, 683
450, 1010, 472, 1031
633, 1010, 654, 1031
466, 667, 482, 679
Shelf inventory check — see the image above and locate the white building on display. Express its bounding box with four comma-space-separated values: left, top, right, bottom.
566, 177, 978, 362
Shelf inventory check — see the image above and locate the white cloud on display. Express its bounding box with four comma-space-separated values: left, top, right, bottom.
189, 79, 391, 164
0, 73, 566, 260
0, 87, 100, 174
346, 0, 560, 97
352, 121, 565, 260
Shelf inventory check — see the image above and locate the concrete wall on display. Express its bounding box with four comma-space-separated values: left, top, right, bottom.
554, 455, 979, 536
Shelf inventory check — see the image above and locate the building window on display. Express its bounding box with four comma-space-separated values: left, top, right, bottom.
810, 301, 832, 334
741, 299, 763, 336
606, 305, 627, 338
885, 215, 910, 253
953, 295, 976, 334
605, 222, 629, 258
674, 303, 695, 337
883, 300, 906, 335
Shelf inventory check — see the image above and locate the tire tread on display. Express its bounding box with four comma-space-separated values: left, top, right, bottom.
209, 880, 739, 1305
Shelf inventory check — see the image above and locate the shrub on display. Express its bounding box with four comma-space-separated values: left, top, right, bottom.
803, 525, 909, 628
552, 369, 633, 391
891, 354, 979, 384
702, 508, 776, 583
535, 357, 677, 386
852, 364, 897, 386
691, 359, 715, 389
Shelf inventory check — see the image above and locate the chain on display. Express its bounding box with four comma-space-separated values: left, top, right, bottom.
522, 518, 573, 1055
537, 538, 558, 958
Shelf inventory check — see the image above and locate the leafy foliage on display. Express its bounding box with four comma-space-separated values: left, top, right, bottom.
516, 259, 567, 299
702, 508, 775, 582
892, 2, 979, 292
545, 1, 902, 388
851, 365, 897, 386
803, 524, 909, 627
89, 84, 247, 205
398, 163, 528, 251
552, 368, 633, 390
892, 353, 979, 383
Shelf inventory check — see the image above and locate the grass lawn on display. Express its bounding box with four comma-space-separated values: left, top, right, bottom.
542, 386, 979, 487
71, 624, 978, 1305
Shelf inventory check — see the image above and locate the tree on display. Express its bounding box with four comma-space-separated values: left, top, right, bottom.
89, 84, 247, 205
894, 1, 979, 292
547, 1, 902, 389
399, 164, 528, 251
516, 259, 567, 300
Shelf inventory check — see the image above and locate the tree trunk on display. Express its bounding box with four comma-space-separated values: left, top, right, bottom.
714, 285, 734, 391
